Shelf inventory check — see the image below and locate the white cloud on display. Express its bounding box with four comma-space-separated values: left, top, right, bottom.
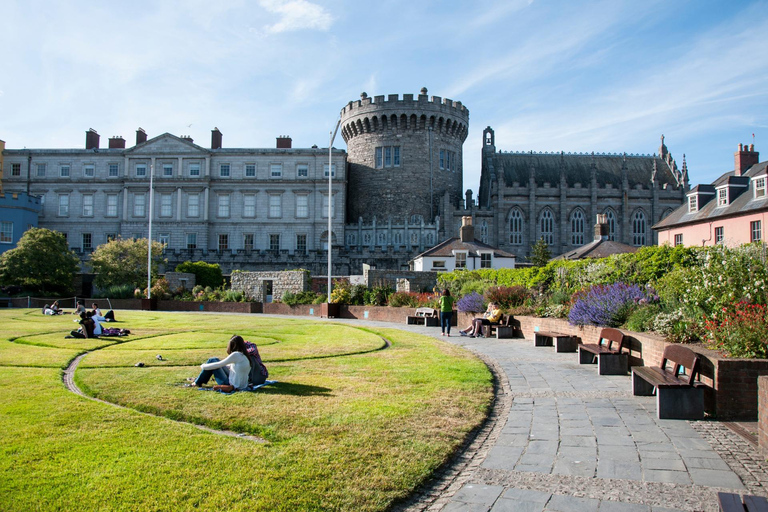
259, 0, 334, 33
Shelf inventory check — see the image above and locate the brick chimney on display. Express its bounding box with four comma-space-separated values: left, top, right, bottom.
459, 216, 475, 243
136, 128, 147, 146
594, 214, 609, 241
735, 143, 759, 176
276, 135, 292, 149
85, 129, 100, 149
180, 135, 194, 144
211, 127, 223, 149
109, 136, 126, 149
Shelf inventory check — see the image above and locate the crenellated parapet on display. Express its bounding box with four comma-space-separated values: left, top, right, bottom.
340, 88, 469, 144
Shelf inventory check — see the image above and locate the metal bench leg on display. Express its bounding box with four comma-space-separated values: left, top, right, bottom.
597, 353, 628, 375
579, 347, 596, 364
632, 372, 656, 396
657, 387, 704, 420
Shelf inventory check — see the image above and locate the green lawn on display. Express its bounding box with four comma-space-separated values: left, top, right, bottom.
0, 309, 492, 511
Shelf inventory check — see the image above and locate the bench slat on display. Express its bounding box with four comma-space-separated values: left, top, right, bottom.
718, 492, 745, 512
633, 366, 692, 387
744, 494, 768, 512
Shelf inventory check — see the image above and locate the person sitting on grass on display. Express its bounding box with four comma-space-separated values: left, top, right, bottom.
459, 302, 502, 338
189, 335, 252, 392
69, 312, 96, 338
74, 302, 86, 315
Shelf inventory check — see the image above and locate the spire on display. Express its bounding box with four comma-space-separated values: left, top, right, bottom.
681, 154, 689, 188
651, 160, 657, 183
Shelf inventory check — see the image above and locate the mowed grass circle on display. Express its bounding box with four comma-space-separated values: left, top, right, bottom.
0, 309, 492, 512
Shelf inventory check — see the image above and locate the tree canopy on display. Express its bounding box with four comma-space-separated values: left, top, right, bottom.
530, 238, 552, 267
0, 228, 80, 294
175, 261, 223, 289
89, 238, 166, 289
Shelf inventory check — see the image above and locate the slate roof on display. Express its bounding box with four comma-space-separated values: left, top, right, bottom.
410, 237, 516, 261
488, 152, 682, 188
554, 239, 638, 260
654, 161, 768, 230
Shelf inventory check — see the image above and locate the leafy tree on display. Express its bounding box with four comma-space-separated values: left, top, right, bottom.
0, 228, 79, 294
175, 261, 223, 289
90, 238, 166, 289
530, 238, 551, 267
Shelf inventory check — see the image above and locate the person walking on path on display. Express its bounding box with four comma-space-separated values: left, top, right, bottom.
439, 289, 455, 337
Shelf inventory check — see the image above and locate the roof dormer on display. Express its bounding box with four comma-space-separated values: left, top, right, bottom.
686, 184, 715, 213
753, 173, 767, 200
714, 176, 750, 207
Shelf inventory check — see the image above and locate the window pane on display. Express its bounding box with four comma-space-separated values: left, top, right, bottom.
246, 164, 256, 177
188, 194, 199, 217
60, 165, 70, 177
270, 164, 282, 177
243, 195, 256, 218
220, 164, 230, 177
133, 194, 145, 217
106, 195, 118, 217
82, 195, 94, 217
186, 233, 197, 249
37, 164, 46, 177
189, 163, 200, 176
393, 146, 400, 167
218, 195, 230, 217
375, 147, 382, 168
163, 164, 173, 176
296, 234, 307, 253
109, 164, 119, 177
161, 194, 172, 217
136, 165, 146, 177
297, 165, 308, 177
269, 195, 281, 218
59, 194, 69, 216
296, 195, 308, 218
0, 222, 13, 243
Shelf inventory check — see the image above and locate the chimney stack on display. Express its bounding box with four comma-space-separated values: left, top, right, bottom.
109, 136, 126, 149
136, 128, 147, 146
211, 127, 223, 149
735, 142, 759, 176
276, 135, 292, 149
180, 135, 194, 144
85, 128, 100, 149
459, 216, 475, 243
594, 214, 609, 241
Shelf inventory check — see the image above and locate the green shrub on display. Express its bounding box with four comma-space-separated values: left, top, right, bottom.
175, 261, 224, 289
93, 283, 135, 299
703, 302, 768, 358
282, 291, 321, 306
484, 286, 530, 310
624, 303, 661, 332
330, 279, 351, 304
388, 292, 419, 308
349, 284, 368, 305
365, 286, 392, 306
313, 294, 327, 304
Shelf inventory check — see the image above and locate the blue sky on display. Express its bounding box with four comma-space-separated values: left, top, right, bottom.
2, 0, 767, 191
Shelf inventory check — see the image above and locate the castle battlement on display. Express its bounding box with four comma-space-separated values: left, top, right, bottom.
341, 89, 468, 117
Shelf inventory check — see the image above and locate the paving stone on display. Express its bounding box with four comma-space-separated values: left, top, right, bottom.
598, 501, 652, 511
642, 469, 691, 485
526, 441, 559, 456
688, 468, 745, 489
641, 458, 686, 471
545, 494, 600, 511
561, 436, 597, 448
598, 445, 640, 461
450, 484, 505, 505
491, 497, 545, 512
682, 457, 730, 471
482, 446, 524, 470
596, 460, 643, 481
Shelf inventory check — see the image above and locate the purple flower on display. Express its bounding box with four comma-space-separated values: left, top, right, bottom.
568, 282, 648, 327
457, 292, 485, 313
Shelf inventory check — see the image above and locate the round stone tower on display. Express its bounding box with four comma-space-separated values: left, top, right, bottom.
340, 87, 469, 223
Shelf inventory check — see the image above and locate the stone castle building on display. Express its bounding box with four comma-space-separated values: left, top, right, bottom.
1, 88, 687, 280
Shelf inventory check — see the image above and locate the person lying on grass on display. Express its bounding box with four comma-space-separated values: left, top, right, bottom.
190, 335, 254, 392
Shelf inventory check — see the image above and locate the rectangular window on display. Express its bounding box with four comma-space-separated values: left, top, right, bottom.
321, 195, 335, 218
36, 164, 46, 177
186, 233, 197, 249
446, 151, 452, 171
751, 220, 762, 242
163, 164, 173, 177
455, 253, 466, 269
82, 233, 92, 251
60, 165, 70, 177
384, 147, 392, 167
84, 165, 95, 177
393, 146, 400, 167
432, 260, 446, 269
105, 233, 117, 243
220, 164, 230, 177
133, 194, 146, 217
375, 147, 382, 168
480, 253, 492, 268
0, 221, 12, 243
297, 164, 308, 177
717, 188, 728, 206
108, 163, 119, 177
323, 164, 336, 177
243, 233, 254, 251
269, 234, 280, 251
674, 234, 683, 246
439, 150, 445, 170
296, 234, 307, 254
218, 194, 230, 217
295, 195, 308, 218
136, 164, 147, 177
11, 163, 21, 176
158, 233, 170, 246
82, 194, 94, 217
715, 226, 724, 244
245, 164, 256, 177
187, 194, 199, 217
106, 194, 118, 217
755, 177, 766, 199
218, 234, 229, 251
688, 195, 697, 212
58, 194, 69, 216
160, 194, 172, 217
243, 194, 256, 218
189, 163, 200, 177
269, 195, 281, 218
270, 163, 282, 177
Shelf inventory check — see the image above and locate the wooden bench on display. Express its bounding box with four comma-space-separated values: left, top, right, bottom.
534, 331, 581, 352
718, 492, 768, 512
632, 344, 705, 420
578, 327, 628, 375
482, 314, 517, 339
406, 307, 439, 327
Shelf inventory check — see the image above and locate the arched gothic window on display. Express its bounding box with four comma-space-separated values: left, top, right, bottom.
394, 232, 403, 245
632, 210, 646, 246
347, 233, 357, 246
570, 209, 585, 246
539, 209, 554, 246
605, 209, 617, 241
426, 233, 434, 245
480, 221, 488, 244
410, 232, 419, 245
378, 232, 387, 246
363, 233, 372, 245
509, 208, 524, 245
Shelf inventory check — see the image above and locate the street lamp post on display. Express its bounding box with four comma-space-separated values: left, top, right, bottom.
147, 163, 154, 298
327, 117, 341, 304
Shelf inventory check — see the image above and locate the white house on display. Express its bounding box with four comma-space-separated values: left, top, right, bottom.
410, 216, 516, 272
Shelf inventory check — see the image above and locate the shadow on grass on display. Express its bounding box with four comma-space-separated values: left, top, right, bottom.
256, 382, 333, 397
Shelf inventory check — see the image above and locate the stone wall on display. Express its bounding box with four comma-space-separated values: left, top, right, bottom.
760, 376, 768, 458
231, 270, 309, 302
164, 272, 196, 291
365, 269, 438, 292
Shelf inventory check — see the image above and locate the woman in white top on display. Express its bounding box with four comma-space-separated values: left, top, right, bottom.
191, 335, 251, 391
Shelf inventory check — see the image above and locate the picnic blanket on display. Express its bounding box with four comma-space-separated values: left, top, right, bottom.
198, 380, 278, 395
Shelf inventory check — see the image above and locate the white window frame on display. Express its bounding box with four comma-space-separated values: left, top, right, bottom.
36, 163, 46, 177
60, 164, 70, 178
717, 187, 728, 207
715, 226, 724, 244
0, 221, 12, 243
570, 209, 585, 246
269, 234, 280, 251
270, 163, 282, 178
82, 194, 94, 217
674, 234, 683, 246
321, 194, 335, 218
296, 233, 307, 253
135, 164, 147, 177
58, 194, 70, 216
297, 164, 308, 178
217, 194, 231, 218
754, 176, 766, 199
218, 233, 229, 251
269, 194, 282, 218
539, 209, 554, 245
295, 194, 309, 218
751, 220, 762, 242
163, 163, 173, 177
220, 163, 230, 177
186, 233, 197, 249
158, 233, 170, 246
82, 233, 92, 251
632, 210, 647, 246
688, 195, 698, 213
83, 164, 95, 178
108, 163, 119, 177
243, 233, 254, 251
479, 252, 492, 269
160, 193, 173, 217
454, 251, 467, 269
133, 193, 146, 217
187, 194, 200, 218
11, 163, 21, 176
105, 194, 118, 217
245, 164, 256, 177
323, 164, 336, 178
509, 209, 524, 245
243, 194, 256, 218
189, 163, 201, 177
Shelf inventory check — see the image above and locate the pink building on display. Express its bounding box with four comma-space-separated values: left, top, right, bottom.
654, 144, 767, 247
